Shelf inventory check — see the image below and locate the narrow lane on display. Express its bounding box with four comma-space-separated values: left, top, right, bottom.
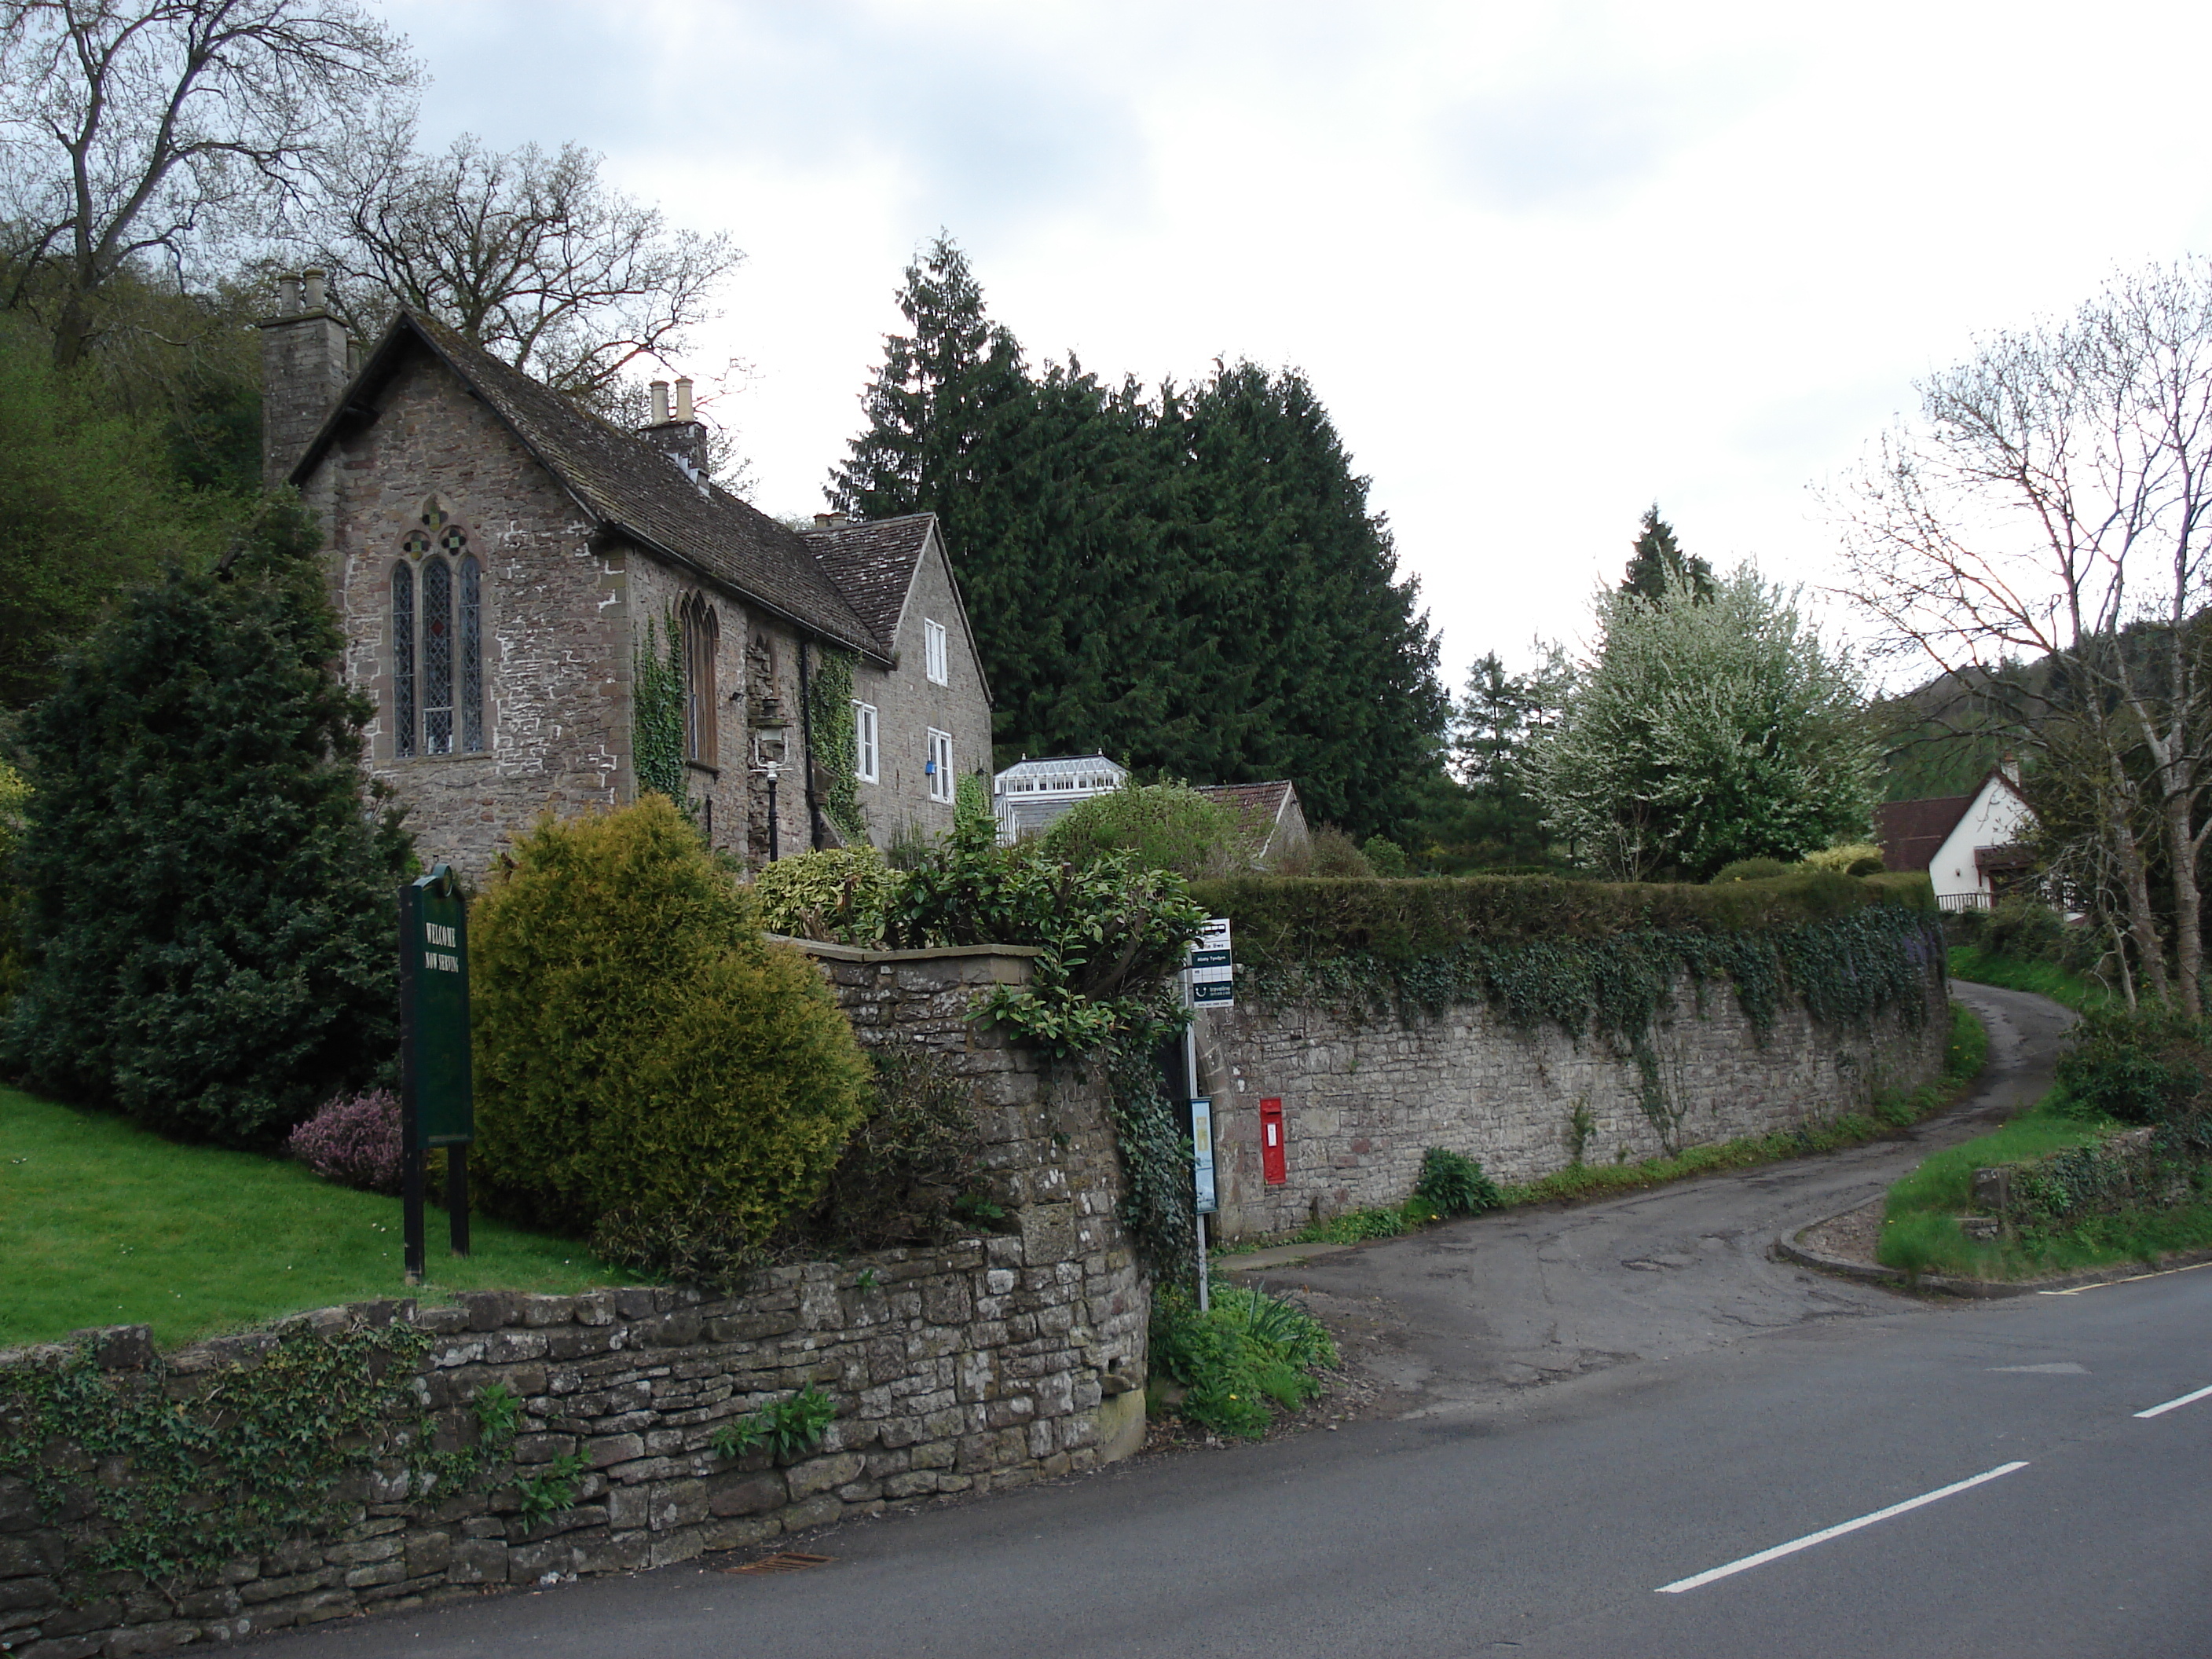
1280, 980, 2075, 1408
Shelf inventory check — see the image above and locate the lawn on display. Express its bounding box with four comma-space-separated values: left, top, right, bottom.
1877, 1093, 2212, 1280
1, 1086, 633, 1350
1947, 944, 2115, 1013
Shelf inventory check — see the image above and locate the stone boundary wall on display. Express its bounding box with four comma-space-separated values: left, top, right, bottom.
1195, 967, 1950, 1240
0, 945, 1145, 1656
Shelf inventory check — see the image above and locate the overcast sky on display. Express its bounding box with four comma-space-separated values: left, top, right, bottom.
379, 0, 2212, 690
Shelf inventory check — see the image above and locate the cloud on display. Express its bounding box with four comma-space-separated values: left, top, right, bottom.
1438, 69, 1765, 214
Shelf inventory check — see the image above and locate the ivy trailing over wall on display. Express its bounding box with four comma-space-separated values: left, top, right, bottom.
0, 1322, 518, 1588
633, 609, 687, 810
1100, 1025, 1199, 1283
807, 646, 866, 844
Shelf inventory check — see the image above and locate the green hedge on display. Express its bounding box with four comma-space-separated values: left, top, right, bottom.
1185, 870, 1940, 1041
1188, 869, 1931, 964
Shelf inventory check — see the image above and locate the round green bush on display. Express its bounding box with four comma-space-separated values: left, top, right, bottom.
1361, 836, 1410, 878
1039, 781, 1255, 879
469, 798, 872, 1240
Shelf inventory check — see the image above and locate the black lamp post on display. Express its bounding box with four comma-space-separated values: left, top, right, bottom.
753, 718, 791, 862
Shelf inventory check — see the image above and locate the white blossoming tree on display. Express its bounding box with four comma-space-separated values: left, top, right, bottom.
1533, 566, 1877, 881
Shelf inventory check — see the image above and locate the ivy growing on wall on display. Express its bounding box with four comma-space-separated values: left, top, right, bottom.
633, 609, 687, 810
0, 1323, 518, 1588
1101, 1030, 1199, 1283
807, 646, 866, 844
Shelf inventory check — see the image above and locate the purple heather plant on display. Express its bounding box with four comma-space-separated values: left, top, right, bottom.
287, 1088, 404, 1194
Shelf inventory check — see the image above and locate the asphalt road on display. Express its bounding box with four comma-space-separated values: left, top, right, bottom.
1280, 980, 2078, 1407
268, 982, 2212, 1658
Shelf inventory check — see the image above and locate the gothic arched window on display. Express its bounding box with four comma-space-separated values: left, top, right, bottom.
392, 503, 486, 759
681, 595, 719, 766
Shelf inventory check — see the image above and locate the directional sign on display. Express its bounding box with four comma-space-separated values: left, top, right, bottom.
1187, 916, 1234, 1008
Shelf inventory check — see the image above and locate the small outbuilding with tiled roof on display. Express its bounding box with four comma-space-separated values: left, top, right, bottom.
261, 279, 991, 874
1192, 781, 1310, 866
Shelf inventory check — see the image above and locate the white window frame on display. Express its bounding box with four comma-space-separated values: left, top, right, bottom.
927, 728, 954, 803
924, 618, 949, 686
852, 700, 878, 783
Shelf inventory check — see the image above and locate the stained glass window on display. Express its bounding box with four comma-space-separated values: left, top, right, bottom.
459, 554, 482, 753
422, 556, 453, 755
392, 561, 416, 759
394, 515, 483, 757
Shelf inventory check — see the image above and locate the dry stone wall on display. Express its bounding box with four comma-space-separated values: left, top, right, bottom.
0, 947, 1145, 1657
1196, 969, 1950, 1240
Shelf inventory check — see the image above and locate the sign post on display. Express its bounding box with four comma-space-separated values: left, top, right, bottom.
1182, 919, 1232, 1312
398, 865, 474, 1282
1191, 1095, 1217, 1313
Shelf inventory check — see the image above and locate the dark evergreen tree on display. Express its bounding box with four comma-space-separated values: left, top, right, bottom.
1173, 361, 1445, 835
2, 500, 412, 1145
1413, 652, 1556, 870
1620, 504, 1715, 602
831, 238, 1446, 839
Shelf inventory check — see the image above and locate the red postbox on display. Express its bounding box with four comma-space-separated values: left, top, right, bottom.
1260, 1097, 1287, 1185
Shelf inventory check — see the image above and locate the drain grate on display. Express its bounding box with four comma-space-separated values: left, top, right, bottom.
727, 1551, 834, 1575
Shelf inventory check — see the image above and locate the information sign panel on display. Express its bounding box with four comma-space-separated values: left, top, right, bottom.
1188, 917, 1234, 1008
399, 866, 473, 1149
1191, 1097, 1218, 1216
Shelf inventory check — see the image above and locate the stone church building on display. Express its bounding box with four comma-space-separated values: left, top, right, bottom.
260, 276, 991, 877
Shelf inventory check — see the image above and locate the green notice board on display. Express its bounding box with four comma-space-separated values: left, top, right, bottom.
400, 865, 474, 1149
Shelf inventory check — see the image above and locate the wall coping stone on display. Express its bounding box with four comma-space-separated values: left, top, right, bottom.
770, 936, 1042, 965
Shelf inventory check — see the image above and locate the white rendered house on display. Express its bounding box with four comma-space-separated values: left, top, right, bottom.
1874, 767, 2037, 910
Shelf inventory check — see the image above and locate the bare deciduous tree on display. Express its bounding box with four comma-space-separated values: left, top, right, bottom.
307, 129, 742, 405
0, 0, 414, 368
1836, 262, 2212, 1011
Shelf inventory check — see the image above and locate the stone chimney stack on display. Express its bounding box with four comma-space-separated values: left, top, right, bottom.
258, 269, 352, 489
639, 374, 709, 479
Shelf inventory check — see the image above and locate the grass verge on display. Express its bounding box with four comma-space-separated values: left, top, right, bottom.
1877, 1093, 2212, 1280
1220, 1000, 1990, 1251
1947, 945, 2114, 1013
1, 1086, 633, 1350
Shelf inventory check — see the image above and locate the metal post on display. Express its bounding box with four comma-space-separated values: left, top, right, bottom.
1188, 1020, 1207, 1313
767, 772, 780, 861
447, 1144, 471, 1258
401, 1144, 425, 1284
398, 883, 426, 1284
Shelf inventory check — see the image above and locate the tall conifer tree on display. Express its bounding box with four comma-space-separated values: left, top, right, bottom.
1620, 504, 1716, 602
831, 239, 1445, 838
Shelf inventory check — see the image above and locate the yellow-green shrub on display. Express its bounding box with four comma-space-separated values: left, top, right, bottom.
1804, 842, 1887, 876
751, 845, 902, 946
470, 798, 871, 1240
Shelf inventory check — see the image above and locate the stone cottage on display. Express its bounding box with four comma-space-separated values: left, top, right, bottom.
260, 274, 991, 876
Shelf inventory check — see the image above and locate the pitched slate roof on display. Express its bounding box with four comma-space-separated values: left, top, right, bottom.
1873, 768, 2034, 874
1873, 794, 1973, 874
291, 312, 884, 661
1195, 781, 1296, 825
802, 515, 935, 654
